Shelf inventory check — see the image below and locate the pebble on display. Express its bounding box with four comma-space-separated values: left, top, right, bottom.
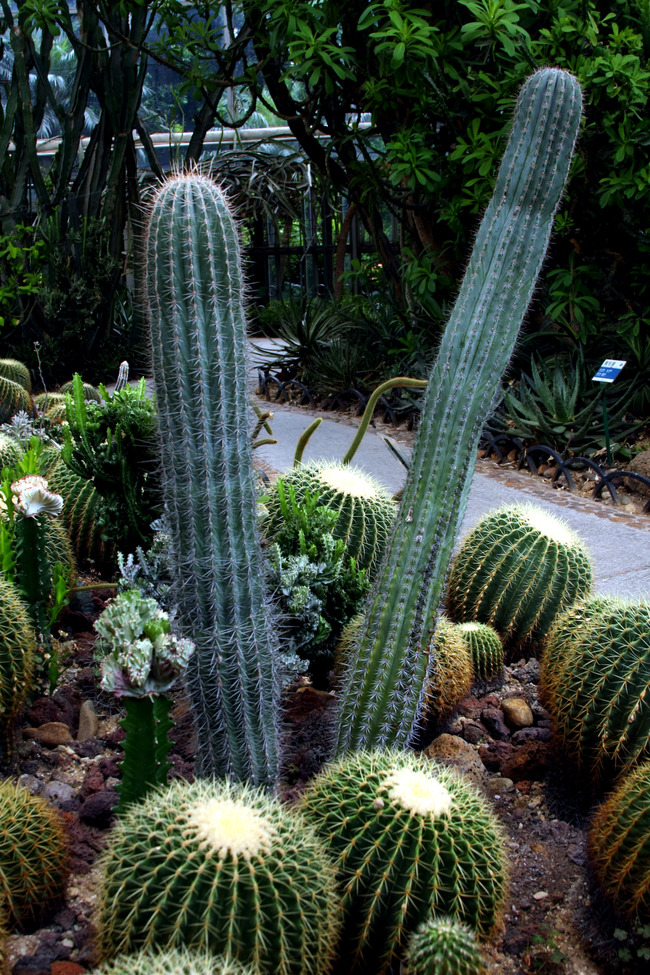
76, 701, 99, 742
23, 722, 71, 747
41, 781, 76, 805
487, 776, 515, 795
501, 697, 534, 729
17, 774, 42, 795
533, 890, 549, 900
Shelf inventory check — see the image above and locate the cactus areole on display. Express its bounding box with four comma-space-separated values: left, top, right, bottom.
144, 172, 279, 785
335, 68, 583, 754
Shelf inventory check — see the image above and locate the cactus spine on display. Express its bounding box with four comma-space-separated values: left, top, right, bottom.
91, 947, 258, 975
446, 504, 593, 654
0, 578, 37, 751
300, 750, 507, 973
455, 622, 504, 683
587, 760, 650, 922
334, 69, 583, 754
0, 359, 31, 393
406, 916, 486, 975
95, 778, 342, 973
423, 616, 474, 723
145, 173, 280, 784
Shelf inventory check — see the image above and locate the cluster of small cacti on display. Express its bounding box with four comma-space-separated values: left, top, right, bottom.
0, 578, 37, 749
541, 596, 650, 781
0, 780, 69, 924
423, 616, 474, 723
264, 460, 397, 576
95, 777, 342, 973
455, 621, 504, 682
91, 947, 257, 975
299, 749, 507, 972
406, 916, 486, 975
446, 504, 593, 655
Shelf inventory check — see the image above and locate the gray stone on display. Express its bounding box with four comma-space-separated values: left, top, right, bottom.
487, 776, 515, 795
42, 780, 76, 804
502, 697, 534, 729
627, 449, 650, 496
77, 699, 99, 741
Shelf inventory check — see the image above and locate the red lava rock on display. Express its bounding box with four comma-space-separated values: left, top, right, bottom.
511, 726, 552, 744
478, 739, 516, 772
77, 790, 119, 826
500, 741, 550, 781
26, 697, 64, 726
51, 962, 88, 975
457, 696, 482, 717
481, 707, 510, 741
12, 956, 52, 975
79, 765, 105, 797
479, 693, 501, 708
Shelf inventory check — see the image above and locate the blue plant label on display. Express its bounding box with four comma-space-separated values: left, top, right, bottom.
592, 359, 626, 383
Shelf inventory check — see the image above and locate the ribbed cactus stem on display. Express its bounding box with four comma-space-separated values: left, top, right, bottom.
145, 172, 279, 785
334, 69, 583, 753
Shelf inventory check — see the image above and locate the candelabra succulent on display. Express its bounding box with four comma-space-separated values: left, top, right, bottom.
299, 749, 507, 973
145, 171, 280, 784
95, 777, 342, 973
334, 68, 583, 753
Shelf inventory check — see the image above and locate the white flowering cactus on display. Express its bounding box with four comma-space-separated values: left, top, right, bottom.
95, 591, 194, 699
11, 475, 63, 519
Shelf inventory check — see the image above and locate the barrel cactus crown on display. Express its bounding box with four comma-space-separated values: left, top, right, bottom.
406, 916, 486, 975
0, 359, 31, 393
455, 622, 504, 683
0, 432, 23, 472
0, 780, 69, 924
91, 947, 257, 975
541, 597, 650, 781
299, 750, 507, 973
424, 616, 474, 723
588, 760, 650, 922
264, 460, 397, 576
446, 504, 593, 654
95, 777, 341, 974
0, 375, 31, 423
0, 579, 37, 746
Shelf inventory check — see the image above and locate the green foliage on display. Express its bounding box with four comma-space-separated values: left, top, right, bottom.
300, 749, 508, 973
62, 374, 160, 558
406, 915, 486, 975
265, 482, 370, 671
0, 780, 69, 925
116, 520, 174, 610
0, 226, 45, 330
95, 778, 342, 973
588, 760, 650, 922
541, 596, 650, 782
446, 504, 594, 655
456, 621, 504, 682
91, 947, 258, 975
0, 579, 37, 753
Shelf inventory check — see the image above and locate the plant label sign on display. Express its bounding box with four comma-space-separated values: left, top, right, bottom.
592, 359, 626, 383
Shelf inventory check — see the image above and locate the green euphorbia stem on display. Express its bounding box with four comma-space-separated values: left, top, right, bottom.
117, 695, 173, 812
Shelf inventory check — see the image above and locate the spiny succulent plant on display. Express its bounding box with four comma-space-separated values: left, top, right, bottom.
90, 946, 257, 975
40, 447, 112, 566
588, 760, 650, 922
0, 578, 37, 748
446, 504, 593, 655
0, 376, 32, 423
299, 749, 507, 973
0, 780, 69, 924
0, 431, 22, 472
59, 379, 102, 402
406, 916, 486, 975
541, 597, 650, 781
264, 461, 397, 576
0, 359, 31, 393
33, 391, 67, 415
455, 622, 504, 683
95, 777, 342, 973
424, 616, 474, 723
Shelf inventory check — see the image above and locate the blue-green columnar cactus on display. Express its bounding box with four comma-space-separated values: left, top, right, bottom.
264, 460, 397, 576
334, 69, 583, 754
446, 504, 593, 654
144, 172, 281, 784
91, 947, 258, 975
541, 597, 650, 781
587, 760, 650, 922
406, 916, 486, 975
95, 778, 341, 974
299, 750, 507, 973
455, 622, 504, 683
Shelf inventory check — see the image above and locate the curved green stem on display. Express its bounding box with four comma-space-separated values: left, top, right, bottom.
342, 377, 427, 465
293, 417, 322, 466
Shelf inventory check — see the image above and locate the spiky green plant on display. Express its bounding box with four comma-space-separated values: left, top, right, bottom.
95, 778, 342, 973
334, 69, 583, 753
264, 460, 397, 576
0, 431, 22, 472
0, 578, 38, 750
33, 391, 67, 415
0, 359, 31, 393
0, 780, 69, 924
0, 376, 31, 423
91, 947, 258, 975
542, 597, 650, 781
406, 916, 486, 975
424, 616, 474, 723
40, 447, 112, 566
59, 378, 102, 402
455, 622, 504, 683
144, 172, 280, 784
299, 750, 507, 973
446, 504, 593, 654
588, 761, 650, 922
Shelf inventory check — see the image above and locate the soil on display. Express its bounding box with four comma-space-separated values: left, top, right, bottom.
3, 415, 650, 975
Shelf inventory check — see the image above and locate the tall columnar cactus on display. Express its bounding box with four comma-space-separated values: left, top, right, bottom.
92, 947, 258, 975
446, 504, 593, 654
540, 597, 650, 781
334, 69, 583, 754
0, 780, 69, 924
299, 750, 507, 973
95, 778, 342, 974
145, 172, 280, 784
406, 916, 486, 975
587, 760, 650, 922
455, 622, 504, 683
264, 460, 397, 576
